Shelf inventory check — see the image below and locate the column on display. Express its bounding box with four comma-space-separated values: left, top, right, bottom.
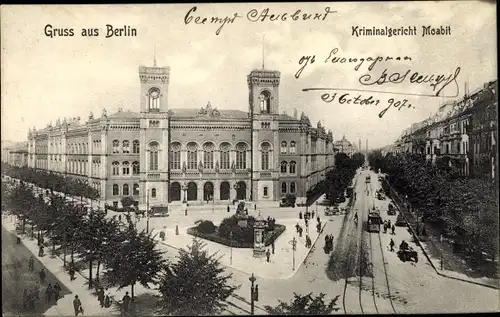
100, 129, 108, 202
197, 180, 203, 202
214, 179, 220, 201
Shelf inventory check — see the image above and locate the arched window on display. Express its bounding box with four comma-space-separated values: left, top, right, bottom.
289, 161, 297, 174
151, 188, 157, 198
148, 87, 161, 111
259, 90, 271, 114
290, 141, 297, 154
187, 142, 198, 170
263, 186, 269, 197
132, 161, 140, 175
219, 142, 231, 170
236, 142, 247, 169
280, 161, 288, 173
133, 183, 139, 196
203, 143, 215, 169
132, 140, 140, 154
112, 161, 120, 175
281, 182, 287, 194
290, 182, 296, 194
112, 140, 119, 153
170, 142, 181, 170
148, 142, 159, 171
123, 140, 130, 154
122, 161, 130, 175
123, 184, 129, 196
261, 142, 271, 170
112, 184, 119, 196
281, 141, 287, 154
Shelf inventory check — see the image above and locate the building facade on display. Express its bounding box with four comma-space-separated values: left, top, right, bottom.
1, 142, 28, 167
26, 64, 336, 208
392, 80, 497, 181
333, 135, 358, 157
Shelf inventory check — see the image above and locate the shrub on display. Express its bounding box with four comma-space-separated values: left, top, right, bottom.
218, 215, 256, 244
197, 220, 216, 234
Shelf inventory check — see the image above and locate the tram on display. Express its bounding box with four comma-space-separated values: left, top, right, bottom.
367, 210, 382, 232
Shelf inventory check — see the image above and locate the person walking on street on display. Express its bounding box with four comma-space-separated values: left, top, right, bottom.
227, 205, 230, 213
69, 265, 76, 281
312, 210, 315, 219
28, 256, 34, 271
298, 226, 303, 237
53, 283, 61, 302
45, 284, 53, 304
97, 287, 105, 307
299, 211, 303, 219
305, 218, 308, 227
38, 245, 44, 257
317, 216, 320, 223
39, 268, 46, 284
122, 291, 131, 312
266, 249, 271, 262
391, 224, 395, 235
389, 238, 395, 252
295, 223, 300, 233
73, 295, 82, 316
388, 219, 392, 228
104, 288, 111, 308
271, 240, 275, 254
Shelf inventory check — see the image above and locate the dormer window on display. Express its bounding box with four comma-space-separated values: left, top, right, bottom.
148, 87, 160, 112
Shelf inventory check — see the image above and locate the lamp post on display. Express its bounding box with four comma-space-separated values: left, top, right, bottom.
230, 230, 233, 265
249, 273, 256, 315
289, 237, 297, 271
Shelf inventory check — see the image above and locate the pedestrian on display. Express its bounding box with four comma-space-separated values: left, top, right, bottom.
39, 268, 46, 284
28, 256, 34, 271
73, 295, 82, 316
305, 218, 308, 227
317, 216, 320, 223
254, 204, 257, 211
69, 265, 76, 281
266, 249, 271, 262
312, 210, 315, 218
227, 205, 230, 213
45, 283, 53, 303
389, 238, 395, 252
388, 219, 391, 228
295, 223, 300, 233
104, 288, 111, 308
185, 208, 187, 216
298, 226, 303, 238
391, 224, 395, 235
53, 283, 61, 302
23, 288, 28, 309
38, 245, 44, 257
122, 291, 131, 312
271, 240, 275, 254
316, 222, 321, 233
97, 287, 105, 307
324, 235, 329, 245
299, 211, 303, 219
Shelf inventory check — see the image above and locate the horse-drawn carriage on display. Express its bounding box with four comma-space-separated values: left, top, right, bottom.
397, 241, 418, 263
388, 203, 396, 215
325, 205, 339, 216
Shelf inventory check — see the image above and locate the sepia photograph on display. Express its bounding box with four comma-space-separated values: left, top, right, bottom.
1, 1, 498, 316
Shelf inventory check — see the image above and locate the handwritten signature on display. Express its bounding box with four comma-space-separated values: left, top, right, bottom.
358, 67, 461, 97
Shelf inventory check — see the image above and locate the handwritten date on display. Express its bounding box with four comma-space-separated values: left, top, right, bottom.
320, 92, 413, 118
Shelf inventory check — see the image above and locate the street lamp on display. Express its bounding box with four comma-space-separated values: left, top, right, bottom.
230, 230, 233, 265
289, 237, 297, 271
249, 273, 257, 315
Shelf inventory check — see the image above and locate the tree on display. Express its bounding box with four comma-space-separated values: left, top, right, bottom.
121, 196, 136, 208
104, 222, 167, 298
264, 293, 340, 315
158, 238, 238, 315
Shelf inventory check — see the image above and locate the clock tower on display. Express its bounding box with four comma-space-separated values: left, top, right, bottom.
139, 64, 170, 210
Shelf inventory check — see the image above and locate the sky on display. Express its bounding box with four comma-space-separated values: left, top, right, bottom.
1, 2, 497, 149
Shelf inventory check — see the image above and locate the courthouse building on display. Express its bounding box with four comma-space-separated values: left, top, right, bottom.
26, 62, 336, 209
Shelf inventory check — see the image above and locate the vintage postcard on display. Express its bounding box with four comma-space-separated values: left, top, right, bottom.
1, 1, 498, 316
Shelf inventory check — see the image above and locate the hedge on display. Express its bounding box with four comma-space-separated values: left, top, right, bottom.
187, 224, 286, 248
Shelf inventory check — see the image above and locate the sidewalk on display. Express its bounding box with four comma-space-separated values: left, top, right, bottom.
2, 215, 121, 316
384, 178, 499, 289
